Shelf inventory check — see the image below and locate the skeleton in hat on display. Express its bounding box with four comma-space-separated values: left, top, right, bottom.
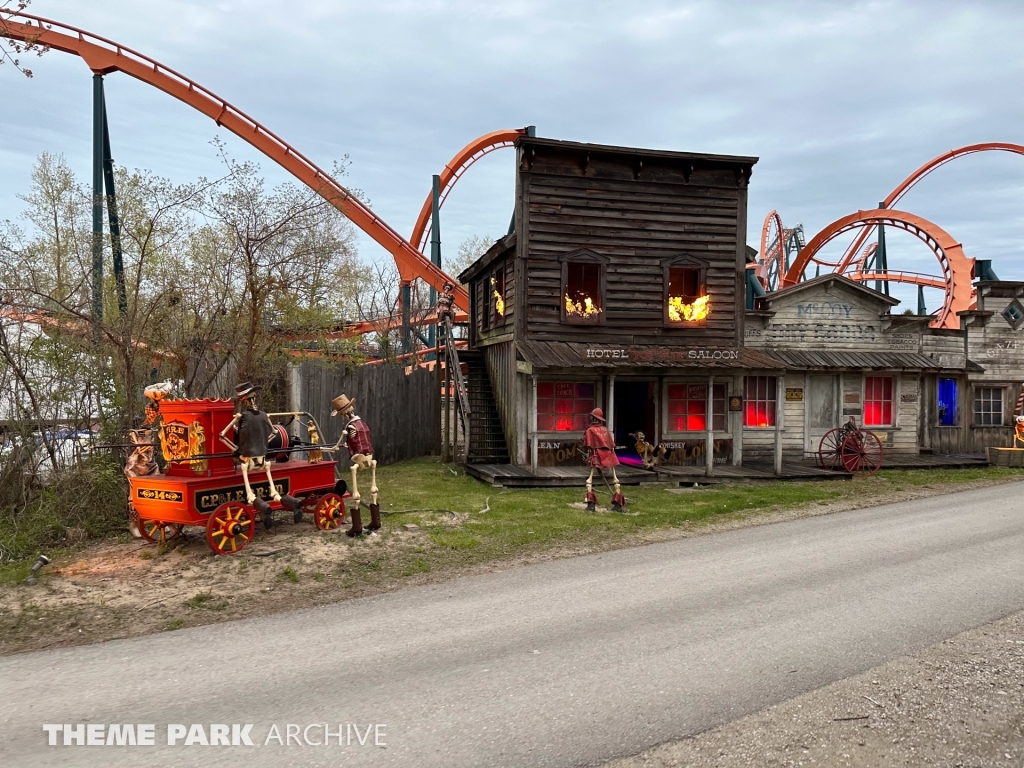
582, 407, 626, 512
325, 394, 380, 536
437, 281, 457, 326
219, 382, 283, 506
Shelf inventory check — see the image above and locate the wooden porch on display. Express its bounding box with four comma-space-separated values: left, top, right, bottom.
464, 453, 989, 488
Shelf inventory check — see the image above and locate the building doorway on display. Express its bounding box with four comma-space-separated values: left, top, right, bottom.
805, 374, 839, 457
614, 380, 657, 464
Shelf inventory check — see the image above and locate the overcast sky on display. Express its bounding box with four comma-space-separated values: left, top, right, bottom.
2, 0, 1023, 312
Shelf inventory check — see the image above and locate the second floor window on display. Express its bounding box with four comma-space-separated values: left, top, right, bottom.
560, 249, 607, 325
491, 267, 506, 327
665, 260, 709, 326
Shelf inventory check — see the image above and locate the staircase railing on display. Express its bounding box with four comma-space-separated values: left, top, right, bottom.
441, 315, 470, 462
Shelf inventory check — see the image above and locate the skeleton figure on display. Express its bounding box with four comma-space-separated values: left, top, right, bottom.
629, 431, 667, 469
583, 408, 626, 512
436, 281, 457, 326
326, 394, 379, 536
219, 382, 282, 506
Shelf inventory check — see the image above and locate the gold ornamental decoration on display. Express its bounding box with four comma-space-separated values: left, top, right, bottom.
159, 420, 207, 473
188, 420, 207, 473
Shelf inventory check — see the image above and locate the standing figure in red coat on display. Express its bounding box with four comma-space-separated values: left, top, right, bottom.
583, 408, 626, 512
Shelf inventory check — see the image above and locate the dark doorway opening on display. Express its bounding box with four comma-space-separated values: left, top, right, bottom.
614, 381, 657, 464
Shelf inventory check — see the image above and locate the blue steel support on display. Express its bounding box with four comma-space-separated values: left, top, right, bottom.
91, 75, 104, 328
401, 282, 412, 355
427, 174, 441, 357
917, 285, 927, 315
101, 84, 127, 318
875, 202, 889, 295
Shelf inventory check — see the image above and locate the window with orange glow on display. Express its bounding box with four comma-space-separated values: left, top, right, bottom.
666, 266, 709, 324
537, 382, 596, 431
743, 376, 777, 428
563, 262, 603, 324
864, 376, 893, 426
667, 383, 727, 432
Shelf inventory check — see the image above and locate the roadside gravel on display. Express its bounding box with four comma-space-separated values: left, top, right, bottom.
606, 609, 1024, 768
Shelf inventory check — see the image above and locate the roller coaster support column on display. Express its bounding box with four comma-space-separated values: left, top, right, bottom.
401, 281, 412, 355
101, 84, 127, 318
918, 286, 927, 315
91, 75, 104, 331
875, 203, 889, 296
427, 174, 441, 358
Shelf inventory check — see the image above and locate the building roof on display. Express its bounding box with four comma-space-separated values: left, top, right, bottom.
763, 274, 901, 307
518, 135, 759, 169
516, 341, 784, 370
458, 233, 516, 284
762, 349, 947, 371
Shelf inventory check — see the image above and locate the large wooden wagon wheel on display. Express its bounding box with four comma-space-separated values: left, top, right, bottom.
840, 430, 884, 476
817, 428, 846, 470
313, 493, 346, 531
138, 519, 184, 543
205, 502, 256, 555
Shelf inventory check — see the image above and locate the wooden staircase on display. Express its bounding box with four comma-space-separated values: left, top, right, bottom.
460, 349, 510, 464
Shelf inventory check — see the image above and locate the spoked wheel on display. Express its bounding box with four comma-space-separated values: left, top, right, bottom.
840, 430, 884, 476
314, 493, 346, 531
139, 519, 184, 543
817, 428, 845, 471
205, 502, 256, 555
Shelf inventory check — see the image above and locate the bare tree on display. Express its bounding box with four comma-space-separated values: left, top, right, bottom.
0, 0, 49, 78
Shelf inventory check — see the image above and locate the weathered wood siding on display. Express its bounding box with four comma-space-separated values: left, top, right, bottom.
483, 340, 519, 459
517, 141, 749, 347
300, 362, 439, 465
473, 253, 516, 346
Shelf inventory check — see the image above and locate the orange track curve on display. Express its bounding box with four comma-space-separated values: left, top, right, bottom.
782, 209, 974, 330
410, 129, 526, 253
0, 11, 470, 311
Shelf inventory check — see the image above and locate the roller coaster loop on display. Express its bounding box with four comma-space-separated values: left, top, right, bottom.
782, 209, 974, 330
0, 11, 473, 311
410, 129, 526, 254
832, 143, 1024, 275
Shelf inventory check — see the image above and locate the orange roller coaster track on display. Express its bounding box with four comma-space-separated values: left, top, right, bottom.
0, 11, 473, 311
782, 209, 974, 330
410, 129, 526, 253
835, 143, 1024, 274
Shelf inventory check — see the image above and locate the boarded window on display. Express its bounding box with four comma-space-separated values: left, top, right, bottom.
563, 262, 603, 324
743, 376, 777, 428
974, 387, 1003, 426
667, 382, 726, 432
864, 376, 894, 427
537, 381, 596, 431
937, 378, 958, 426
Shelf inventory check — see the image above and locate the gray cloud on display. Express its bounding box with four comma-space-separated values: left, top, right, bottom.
2, 0, 1022, 311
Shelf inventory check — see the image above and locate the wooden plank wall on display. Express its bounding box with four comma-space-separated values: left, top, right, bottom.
483, 340, 518, 458
299, 362, 439, 466
519, 148, 745, 347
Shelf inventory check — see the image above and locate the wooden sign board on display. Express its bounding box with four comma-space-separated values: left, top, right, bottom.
785, 388, 803, 402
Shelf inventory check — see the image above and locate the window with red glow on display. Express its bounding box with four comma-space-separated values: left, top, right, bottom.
667, 383, 727, 432
537, 381, 596, 431
743, 376, 777, 428
863, 376, 893, 426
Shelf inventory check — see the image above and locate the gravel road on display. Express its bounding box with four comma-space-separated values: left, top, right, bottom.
2, 481, 1024, 767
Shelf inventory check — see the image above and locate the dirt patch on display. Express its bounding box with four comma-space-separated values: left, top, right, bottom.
604, 610, 1024, 768
2, 475, 1020, 656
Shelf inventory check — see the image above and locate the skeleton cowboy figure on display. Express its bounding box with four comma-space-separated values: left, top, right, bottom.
219, 382, 300, 526
583, 408, 626, 512
326, 394, 380, 536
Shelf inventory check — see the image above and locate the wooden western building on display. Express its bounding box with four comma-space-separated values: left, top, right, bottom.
457, 134, 1024, 478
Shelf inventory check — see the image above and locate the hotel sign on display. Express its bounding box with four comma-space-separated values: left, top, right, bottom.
582, 347, 741, 364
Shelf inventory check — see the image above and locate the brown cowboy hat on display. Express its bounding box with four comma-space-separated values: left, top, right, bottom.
234, 381, 262, 399
331, 393, 356, 416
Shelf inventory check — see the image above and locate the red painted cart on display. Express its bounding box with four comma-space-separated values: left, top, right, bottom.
817, 417, 884, 476
129, 399, 347, 555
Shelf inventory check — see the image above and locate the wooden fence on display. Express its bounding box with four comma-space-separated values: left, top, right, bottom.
299, 362, 439, 466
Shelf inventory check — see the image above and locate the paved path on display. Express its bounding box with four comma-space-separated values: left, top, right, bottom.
4, 482, 1024, 767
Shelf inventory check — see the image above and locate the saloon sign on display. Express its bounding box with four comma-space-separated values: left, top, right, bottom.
582, 346, 740, 364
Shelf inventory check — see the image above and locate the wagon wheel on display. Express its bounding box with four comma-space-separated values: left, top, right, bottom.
138, 519, 184, 543
314, 493, 346, 531
205, 502, 256, 555
840, 430, 884, 476
817, 428, 845, 471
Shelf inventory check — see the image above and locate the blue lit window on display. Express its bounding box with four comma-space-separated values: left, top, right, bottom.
937, 378, 958, 426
